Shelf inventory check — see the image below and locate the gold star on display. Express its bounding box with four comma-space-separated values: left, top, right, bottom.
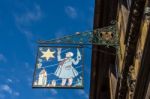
41, 49, 55, 61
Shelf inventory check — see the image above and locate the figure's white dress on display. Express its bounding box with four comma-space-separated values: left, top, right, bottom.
54, 57, 79, 79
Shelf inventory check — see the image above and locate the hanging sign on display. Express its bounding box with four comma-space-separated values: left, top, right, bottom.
32, 23, 118, 89
32, 46, 84, 88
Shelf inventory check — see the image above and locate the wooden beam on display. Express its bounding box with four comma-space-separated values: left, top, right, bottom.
118, 0, 146, 98
90, 0, 118, 99
133, 25, 150, 99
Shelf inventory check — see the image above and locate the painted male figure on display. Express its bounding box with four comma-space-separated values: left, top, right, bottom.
54, 48, 81, 86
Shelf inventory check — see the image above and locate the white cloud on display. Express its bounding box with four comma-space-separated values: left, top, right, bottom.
0, 54, 7, 63
25, 62, 34, 73
14, 4, 42, 54
0, 84, 20, 97
15, 4, 42, 26
14, 4, 42, 43
7, 78, 13, 83
65, 6, 77, 19
27, 77, 33, 87
14, 4, 40, 56
15, 26, 36, 57
54, 29, 66, 38
19, 29, 35, 50
6, 78, 20, 85
13, 92, 20, 96
0, 85, 12, 94
76, 90, 89, 99
24, 62, 31, 71
49, 89, 58, 95
23, 31, 33, 40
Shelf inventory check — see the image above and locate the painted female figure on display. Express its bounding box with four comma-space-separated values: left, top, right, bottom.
54, 48, 81, 86
38, 68, 47, 86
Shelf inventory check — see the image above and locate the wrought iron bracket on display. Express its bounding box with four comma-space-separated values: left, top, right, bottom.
38, 23, 119, 48
144, 6, 150, 21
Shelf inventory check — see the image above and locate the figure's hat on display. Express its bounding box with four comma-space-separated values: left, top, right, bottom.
66, 52, 74, 57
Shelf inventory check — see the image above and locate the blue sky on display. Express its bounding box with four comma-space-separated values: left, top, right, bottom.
0, 0, 94, 99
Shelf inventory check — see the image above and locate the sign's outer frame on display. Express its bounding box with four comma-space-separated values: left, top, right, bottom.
32, 45, 84, 89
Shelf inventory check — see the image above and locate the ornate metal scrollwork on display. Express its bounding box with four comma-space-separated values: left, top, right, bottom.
144, 7, 150, 21
37, 23, 119, 48
135, 49, 142, 60
127, 65, 136, 98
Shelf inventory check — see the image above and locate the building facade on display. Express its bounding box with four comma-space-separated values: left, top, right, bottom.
90, 0, 150, 99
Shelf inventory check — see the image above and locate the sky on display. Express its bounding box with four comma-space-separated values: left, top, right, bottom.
0, 0, 94, 99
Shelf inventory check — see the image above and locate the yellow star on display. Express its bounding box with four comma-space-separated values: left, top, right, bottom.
41, 49, 55, 61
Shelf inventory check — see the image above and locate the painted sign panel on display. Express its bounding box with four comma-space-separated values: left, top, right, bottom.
32, 46, 84, 88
